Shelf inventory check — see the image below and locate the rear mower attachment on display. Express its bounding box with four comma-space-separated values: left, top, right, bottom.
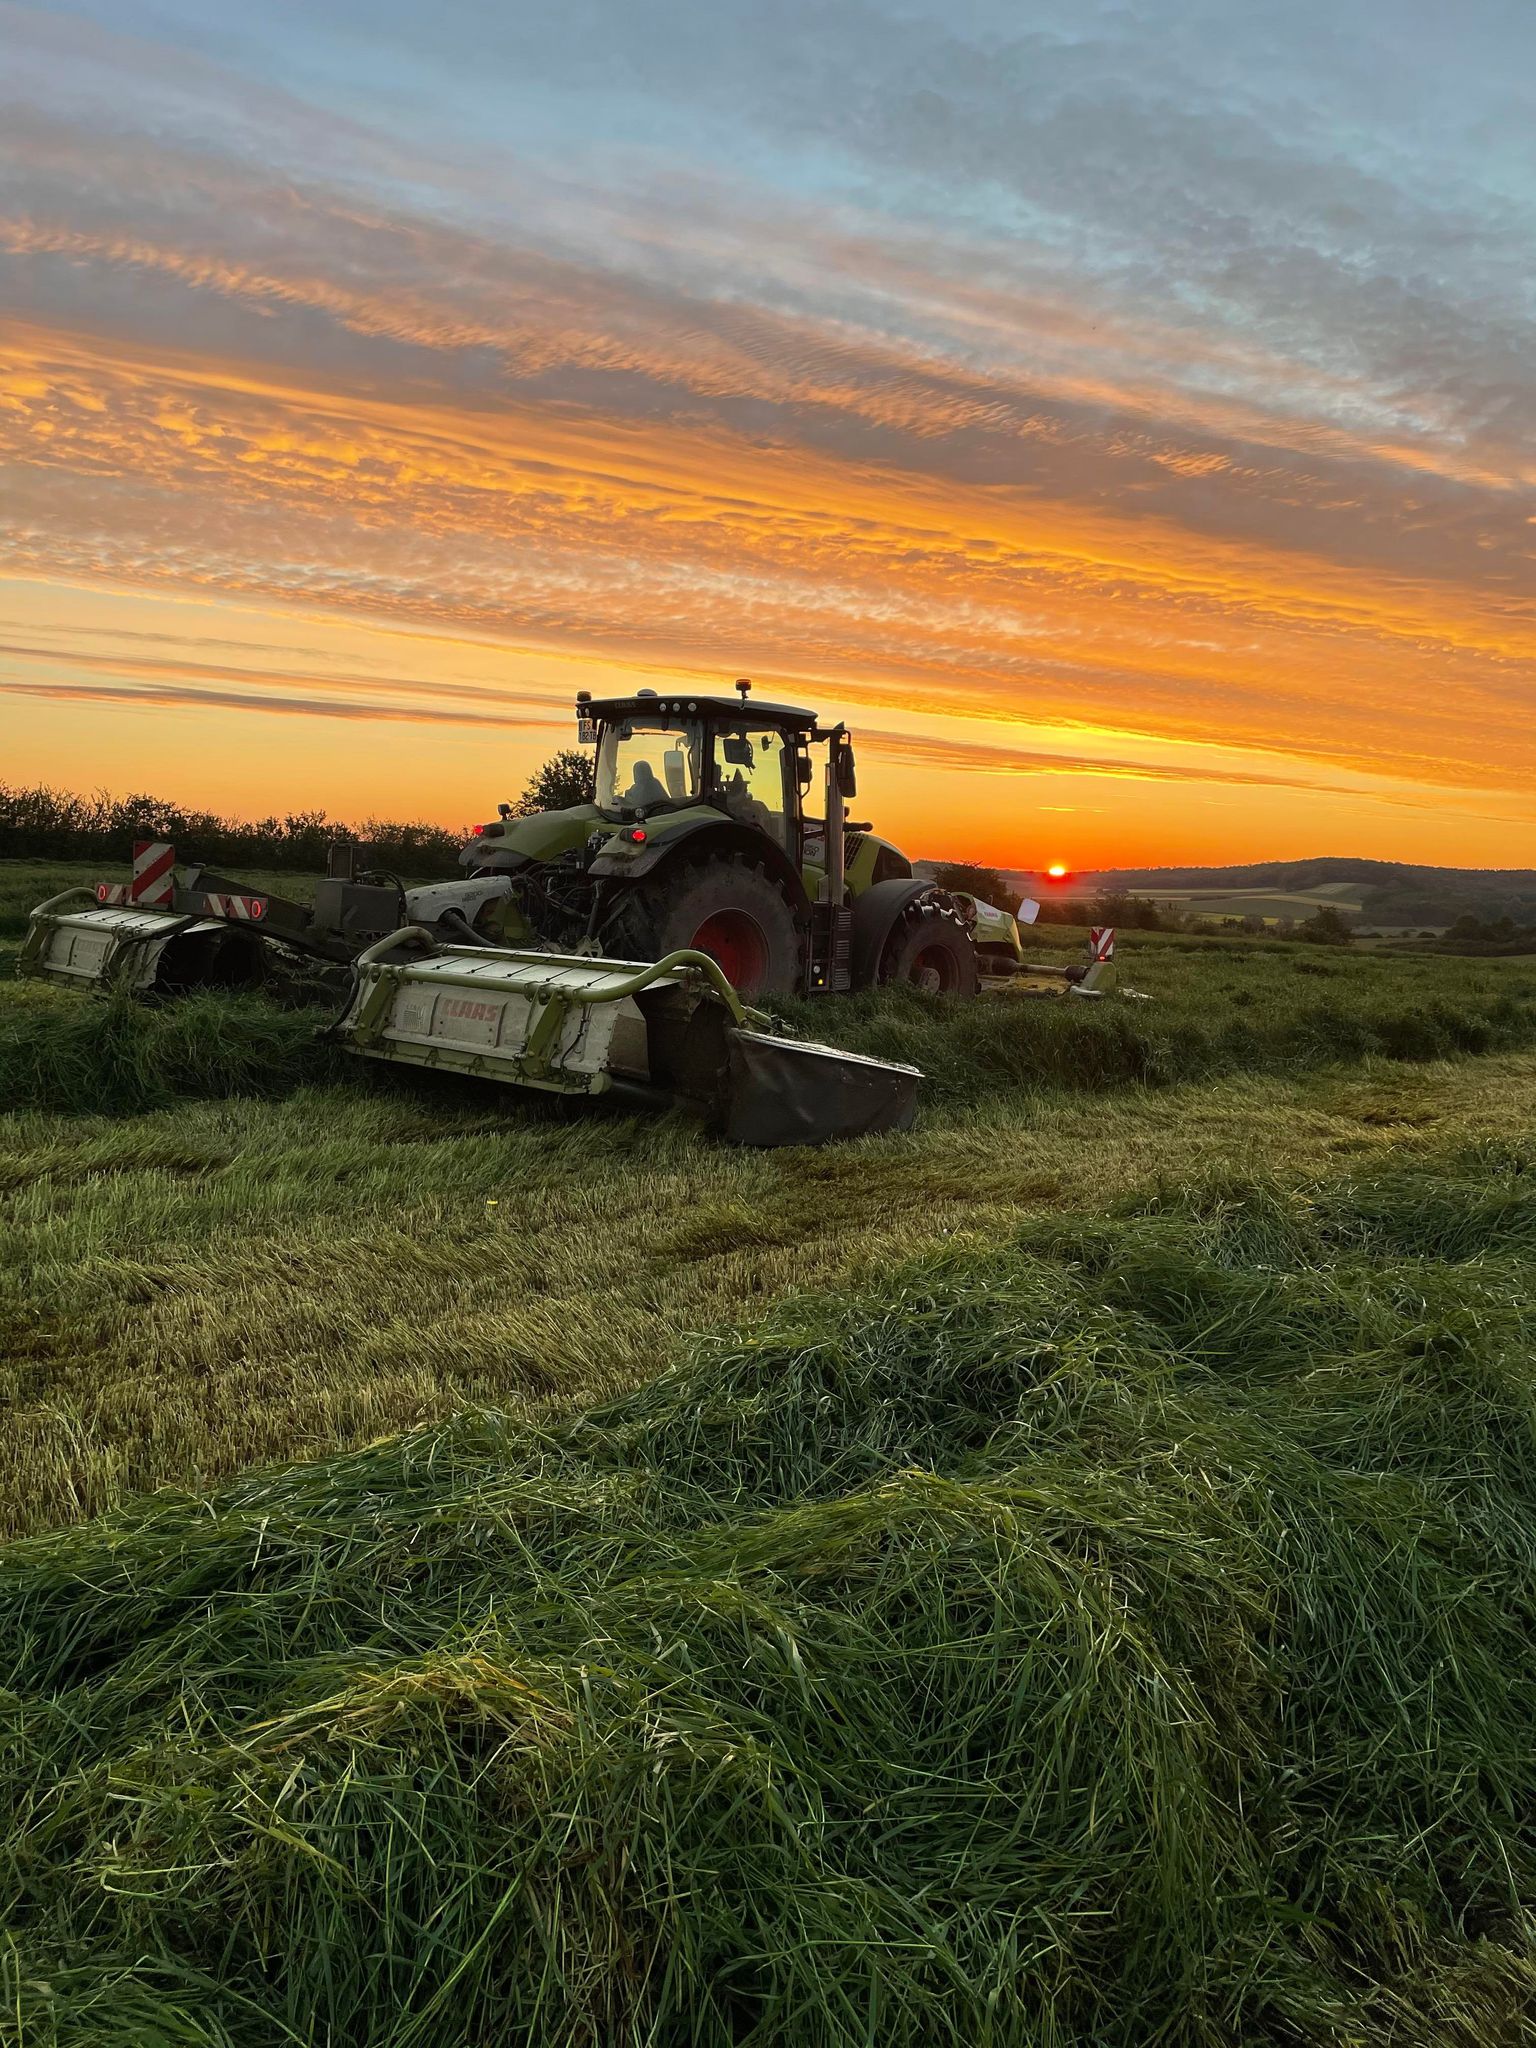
18, 888, 270, 997
18, 840, 410, 1004
982, 925, 1120, 998
334, 931, 921, 1147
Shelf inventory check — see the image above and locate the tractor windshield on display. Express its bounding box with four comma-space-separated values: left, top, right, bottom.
595, 720, 704, 813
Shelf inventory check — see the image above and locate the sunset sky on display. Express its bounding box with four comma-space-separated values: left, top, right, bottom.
4, 0, 1535, 869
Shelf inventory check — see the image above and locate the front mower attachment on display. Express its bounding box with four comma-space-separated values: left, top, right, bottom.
335, 931, 920, 1147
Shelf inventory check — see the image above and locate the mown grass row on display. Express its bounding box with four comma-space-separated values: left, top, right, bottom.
8, 1050, 1523, 1542
4, 1145, 1536, 2044
0, 984, 338, 1115
5, 931, 1533, 1120
791, 946, 1536, 1102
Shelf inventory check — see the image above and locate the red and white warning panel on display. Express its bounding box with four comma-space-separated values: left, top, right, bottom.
201, 892, 268, 921
130, 841, 176, 908
93, 848, 264, 925
1089, 926, 1116, 962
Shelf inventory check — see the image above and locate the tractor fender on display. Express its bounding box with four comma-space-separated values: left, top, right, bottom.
849, 879, 943, 988
461, 845, 531, 877
591, 818, 812, 917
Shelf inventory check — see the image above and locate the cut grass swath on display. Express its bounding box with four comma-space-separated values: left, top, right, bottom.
0, 985, 339, 1115
3, 1147, 1536, 2043
3, 931, 1532, 1122
792, 968, 1536, 1103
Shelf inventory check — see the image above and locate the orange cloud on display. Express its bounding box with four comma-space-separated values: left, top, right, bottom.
0, 638, 565, 718
6, 316, 1532, 796
0, 676, 557, 731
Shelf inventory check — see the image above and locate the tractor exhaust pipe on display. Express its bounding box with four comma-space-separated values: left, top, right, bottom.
823, 725, 847, 911
808, 725, 855, 992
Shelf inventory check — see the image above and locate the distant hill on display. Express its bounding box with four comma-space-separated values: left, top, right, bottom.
970, 858, 1536, 932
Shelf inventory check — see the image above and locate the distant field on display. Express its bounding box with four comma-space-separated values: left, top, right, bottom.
1054, 883, 1368, 921
1141, 886, 1364, 915
6, 863, 1536, 2040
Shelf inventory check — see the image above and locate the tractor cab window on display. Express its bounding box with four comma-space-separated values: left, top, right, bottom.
712, 727, 787, 846
595, 720, 703, 813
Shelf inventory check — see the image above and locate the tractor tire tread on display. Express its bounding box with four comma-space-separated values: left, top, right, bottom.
879, 893, 980, 996
604, 851, 805, 997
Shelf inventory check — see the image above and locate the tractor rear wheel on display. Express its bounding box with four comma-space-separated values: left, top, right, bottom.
881, 899, 979, 996
611, 856, 803, 998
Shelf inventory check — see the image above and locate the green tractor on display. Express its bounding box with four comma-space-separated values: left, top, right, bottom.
18, 679, 1117, 1145
463, 679, 994, 1000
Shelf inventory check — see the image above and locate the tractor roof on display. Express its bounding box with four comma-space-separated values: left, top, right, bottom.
583, 689, 818, 729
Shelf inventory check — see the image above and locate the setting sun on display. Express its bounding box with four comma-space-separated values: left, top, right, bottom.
1047, 864, 1069, 880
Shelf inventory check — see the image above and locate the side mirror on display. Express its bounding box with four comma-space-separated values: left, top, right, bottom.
796, 756, 814, 792
721, 735, 754, 766
837, 743, 858, 799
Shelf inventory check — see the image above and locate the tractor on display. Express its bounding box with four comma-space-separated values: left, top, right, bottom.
19, 680, 1115, 1146
460, 679, 992, 1000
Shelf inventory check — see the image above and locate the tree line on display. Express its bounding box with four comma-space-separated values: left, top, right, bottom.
0, 783, 468, 878
0, 757, 597, 880
1434, 913, 1536, 956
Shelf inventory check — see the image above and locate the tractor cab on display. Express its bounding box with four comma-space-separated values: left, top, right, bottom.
581, 681, 844, 865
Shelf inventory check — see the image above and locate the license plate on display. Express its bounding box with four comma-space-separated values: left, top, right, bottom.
576, 716, 598, 745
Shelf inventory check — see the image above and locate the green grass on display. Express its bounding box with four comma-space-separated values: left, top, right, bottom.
6, 876, 1536, 2039
2, 889, 1535, 1537
0, 984, 339, 1116
4, 1145, 1536, 2043
790, 937, 1536, 1103
3, 1058, 1505, 1541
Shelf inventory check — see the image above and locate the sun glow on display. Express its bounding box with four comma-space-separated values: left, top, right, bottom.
1047, 863, 1069, 879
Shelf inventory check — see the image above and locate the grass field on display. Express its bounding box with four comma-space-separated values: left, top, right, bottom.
4, 861, 1536, 2042
1061, 885, 1369, 922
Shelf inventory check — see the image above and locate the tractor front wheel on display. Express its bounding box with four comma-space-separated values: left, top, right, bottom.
880, 900, 979, 997
612, 857, 803, 998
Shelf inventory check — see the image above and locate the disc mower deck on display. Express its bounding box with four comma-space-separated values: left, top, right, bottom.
335, 932, 921, 1146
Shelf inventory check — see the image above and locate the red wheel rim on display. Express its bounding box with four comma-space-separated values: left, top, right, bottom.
690, 909, 770, 993
908, 942, 960, 994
